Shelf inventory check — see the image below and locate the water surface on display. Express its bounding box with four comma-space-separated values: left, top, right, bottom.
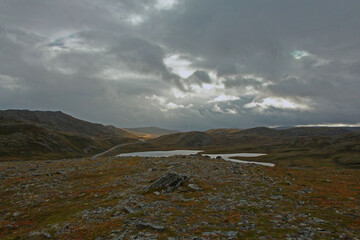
203, 153, 273, 167
117, 150, 202, 158
117, 150, 274, 167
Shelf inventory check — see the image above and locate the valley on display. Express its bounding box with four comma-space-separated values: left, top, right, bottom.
0, 110, 359, 239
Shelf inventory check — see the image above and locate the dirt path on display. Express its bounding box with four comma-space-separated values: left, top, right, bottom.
91, 139, 145, 159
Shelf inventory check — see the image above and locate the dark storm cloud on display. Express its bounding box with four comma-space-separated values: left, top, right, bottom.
185, 70, 211, 86
1, 0, 360, 130
145, 0, 360, 76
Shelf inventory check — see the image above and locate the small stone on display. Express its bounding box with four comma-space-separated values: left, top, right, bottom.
123, 206, 135, 214
29, 231, 52, 239
270, 195, 283, 200
224, 231, 238, 238
285, 181, 292, 185
13, 212, 21, 217
6, 224, 17, 229
301, 189, 312, 194
188, 183, 203, 191
202, 231, 219, 236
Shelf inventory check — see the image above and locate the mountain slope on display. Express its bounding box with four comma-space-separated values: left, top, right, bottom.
0, 109, 133, 138
0, 110, 139, 161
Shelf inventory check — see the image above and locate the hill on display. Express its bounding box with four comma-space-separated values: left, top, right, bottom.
125, 127, 179, 138
0, 110, 139, 161
116, 127, 360, 169
151, 131, 215, 147
0, 110, 133, 137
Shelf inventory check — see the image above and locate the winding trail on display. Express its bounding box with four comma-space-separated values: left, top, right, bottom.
91, 139, 146, 160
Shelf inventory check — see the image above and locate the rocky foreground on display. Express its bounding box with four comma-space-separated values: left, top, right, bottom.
0, 155, 359, 239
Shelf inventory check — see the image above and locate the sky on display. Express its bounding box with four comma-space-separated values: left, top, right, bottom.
1, 0, 360, 130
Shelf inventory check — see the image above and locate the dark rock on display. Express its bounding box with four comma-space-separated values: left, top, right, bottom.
123, 206, 135, 214
143, 172, 187, 193
135, 222, 165, 231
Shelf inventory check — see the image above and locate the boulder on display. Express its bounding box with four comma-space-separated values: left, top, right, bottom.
143, 172, 187, 193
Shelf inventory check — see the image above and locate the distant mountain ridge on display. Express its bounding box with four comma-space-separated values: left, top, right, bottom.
126, 127, 179, 137
151, 131, 215, 147
118, 126, 360, 152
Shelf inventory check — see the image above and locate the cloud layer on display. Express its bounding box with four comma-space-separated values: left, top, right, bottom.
1, 0, 360, 130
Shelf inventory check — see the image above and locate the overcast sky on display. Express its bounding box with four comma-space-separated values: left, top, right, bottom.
1, 0, 360, 130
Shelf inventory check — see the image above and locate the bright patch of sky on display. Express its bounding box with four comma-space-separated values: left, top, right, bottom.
290, 50, 330, 66
208, 95, 240, 103
126, 14, 144, 25
164, 54, 196, 78
226, 108, 237, 114
155, 0, 179, 10
212, 104, 237, 114
291, 50, 310, 60
245, 97, 311, 111
296, 123, 360, 127
166, 102, 184, 110
0, 74, 22, 90
145, 95, 192, 112
97, 68, 154, 81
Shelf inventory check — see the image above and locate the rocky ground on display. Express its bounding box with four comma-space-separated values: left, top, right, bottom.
0, 155, 359, 239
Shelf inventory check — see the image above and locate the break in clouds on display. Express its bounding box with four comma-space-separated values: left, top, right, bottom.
1, 0, 360, 130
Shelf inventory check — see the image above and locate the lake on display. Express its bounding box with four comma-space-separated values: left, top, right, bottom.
117, 150, 274, 167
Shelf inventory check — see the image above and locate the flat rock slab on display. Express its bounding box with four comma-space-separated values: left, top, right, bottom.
123, 206, 135, 214
135, 222, 165, 231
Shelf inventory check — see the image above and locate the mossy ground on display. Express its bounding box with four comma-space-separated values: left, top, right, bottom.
0, 155, 359, 239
